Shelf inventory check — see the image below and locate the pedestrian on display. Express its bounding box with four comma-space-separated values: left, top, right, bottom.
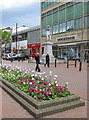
21, 52, 24, 62
11, 52, 13, 63
35, 53, 40, 72
87, 51, 89, 67
44, 53, 50, 67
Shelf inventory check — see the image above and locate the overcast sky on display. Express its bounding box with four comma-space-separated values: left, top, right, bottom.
0, 0, 40, 29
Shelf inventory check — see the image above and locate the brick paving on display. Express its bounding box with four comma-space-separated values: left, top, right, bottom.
0, 60, 88, 119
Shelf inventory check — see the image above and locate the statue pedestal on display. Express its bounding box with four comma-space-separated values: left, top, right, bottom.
41, 41, 55, 64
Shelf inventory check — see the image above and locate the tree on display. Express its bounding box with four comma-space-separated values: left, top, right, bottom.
1, 30, 11, 45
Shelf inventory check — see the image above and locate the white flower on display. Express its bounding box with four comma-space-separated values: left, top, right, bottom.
38, 81, 39, 83
45, 76, 47, 78
42, 78, 44, 81
32, 78, 35, 81
29, 82, 32, 85
23, 82, 25, 84
49, 83, 51, 86
66, 82, 68, 85
56, 84, 58, 86
55, 81, 57, 83
32, 70, 34, 73
54, 75, 58, 78
50, 71, 52, 74
35, 74, 37, 77
50, 74, 52, 76
54, 78, 56, 80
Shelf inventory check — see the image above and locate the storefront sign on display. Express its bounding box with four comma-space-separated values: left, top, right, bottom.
56, 35, 77, 41
11, 40, 27, 50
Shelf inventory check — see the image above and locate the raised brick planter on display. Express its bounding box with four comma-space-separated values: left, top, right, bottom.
0, 77, 85, 118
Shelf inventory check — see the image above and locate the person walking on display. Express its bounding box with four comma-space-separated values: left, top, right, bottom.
87, 51, 89, 67
11, 52, 13, 63
35, 53, 40, 72
44, 53, 50, 67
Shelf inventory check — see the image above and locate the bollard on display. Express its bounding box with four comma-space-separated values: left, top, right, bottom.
75, 59, 76, 68
55, 58, 56, 67
67, 58, 69, 68
79, 60, 82, 71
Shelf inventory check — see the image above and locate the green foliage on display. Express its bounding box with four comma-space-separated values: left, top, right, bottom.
1, 30, 11, 44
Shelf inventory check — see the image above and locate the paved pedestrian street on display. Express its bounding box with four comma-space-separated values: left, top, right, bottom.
0, 60, 88, 119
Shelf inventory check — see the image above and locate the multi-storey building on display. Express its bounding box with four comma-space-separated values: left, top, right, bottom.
27, 26, 40, 57
40, 0, 89, 59
12, 25, 40, 57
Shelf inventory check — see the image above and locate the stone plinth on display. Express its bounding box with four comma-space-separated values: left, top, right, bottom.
41, 41, 55, 64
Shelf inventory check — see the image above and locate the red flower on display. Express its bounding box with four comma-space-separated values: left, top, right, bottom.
45, 92, 49, 97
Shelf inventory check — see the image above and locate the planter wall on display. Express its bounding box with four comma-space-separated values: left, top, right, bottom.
0, 77, 85, 118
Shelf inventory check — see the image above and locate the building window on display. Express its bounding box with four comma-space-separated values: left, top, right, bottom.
59, 9, 65, 23
59, 4, 65, 9
85, 16, 89, 28
74, 2, 83, 18
84, 1, 89, 15
49, 26, 52, 34
59, 23, 66, 33
47, 0, 52, 8
42, 28, 46, 36
42, 2, 46, 11
66, 5, 73, 20
52, 0, 58, 5
47, 14, 52, 25
66, 20, 74, 31
47, 10, 52, 15
66, 2, 74, 6
53, 12, 58, 24
75, 17, 83, 30
53, 24, 58, 34
53, 7, 58, 12
42, 13, 46, 17
42, 17, 46, 27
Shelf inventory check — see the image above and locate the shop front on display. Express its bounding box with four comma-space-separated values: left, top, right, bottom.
53, 41, 88, 59
27, 43, 40, 58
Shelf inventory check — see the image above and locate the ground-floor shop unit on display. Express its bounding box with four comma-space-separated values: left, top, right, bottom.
52, 41, 89, 59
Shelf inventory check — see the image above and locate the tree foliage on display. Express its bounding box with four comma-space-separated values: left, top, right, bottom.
1, 30, 11, 45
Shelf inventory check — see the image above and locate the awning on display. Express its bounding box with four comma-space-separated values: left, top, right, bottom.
55, 41, 89, 47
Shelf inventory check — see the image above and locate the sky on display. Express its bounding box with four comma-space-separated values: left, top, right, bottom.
0, 0, 40, 29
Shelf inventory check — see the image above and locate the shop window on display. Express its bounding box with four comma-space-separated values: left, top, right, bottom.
59, 9, 65, 23
66, 20, 74, 31
42, 28, 46, 37
53, 12, 58, 24
53, 24, 58, 34
85, 16, 89, 28
75, 17, 83, 30
59, 22, 66, 33
66, 5, 73, 20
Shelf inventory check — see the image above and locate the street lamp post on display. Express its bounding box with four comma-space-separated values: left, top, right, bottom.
16, 23, 18, 54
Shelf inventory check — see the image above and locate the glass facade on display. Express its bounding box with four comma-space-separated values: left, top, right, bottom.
59, 23, 66, 33
75, 17, 83, 30
66, 20, 74, 31
53, 24, 58, 34
41, 1, 89, 36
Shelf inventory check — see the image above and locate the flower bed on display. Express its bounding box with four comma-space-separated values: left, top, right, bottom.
0, 66, 72, 102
